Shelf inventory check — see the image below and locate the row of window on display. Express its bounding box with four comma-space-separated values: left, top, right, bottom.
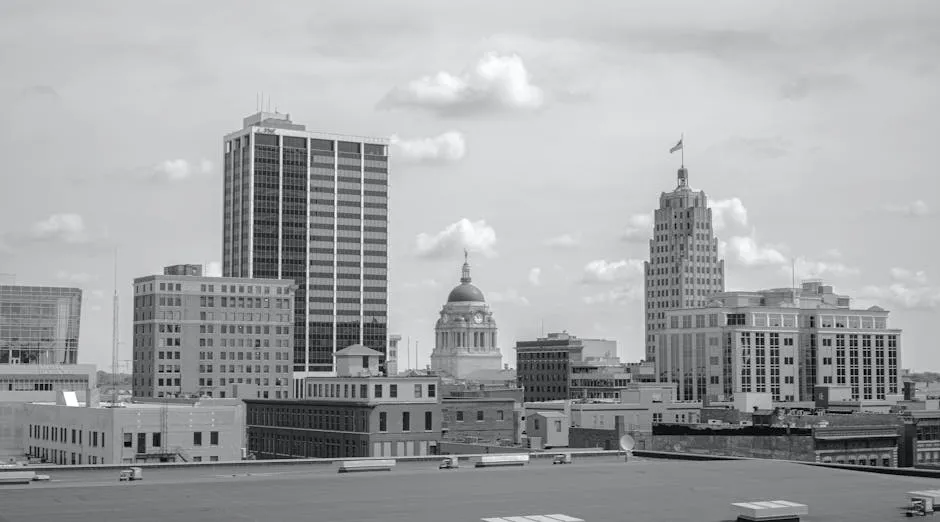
28, 425, 105, 448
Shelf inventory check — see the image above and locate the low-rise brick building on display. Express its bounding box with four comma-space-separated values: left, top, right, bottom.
246, 345, 442, 459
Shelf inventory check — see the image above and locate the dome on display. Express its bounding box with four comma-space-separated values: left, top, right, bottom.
448, 283, 486, 303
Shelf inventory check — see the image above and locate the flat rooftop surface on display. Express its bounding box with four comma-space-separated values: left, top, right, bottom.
1, 457, 938, 521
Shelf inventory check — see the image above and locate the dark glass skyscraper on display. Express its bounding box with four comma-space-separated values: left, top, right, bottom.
222, 112, 389, 393
0, 285, 82, 365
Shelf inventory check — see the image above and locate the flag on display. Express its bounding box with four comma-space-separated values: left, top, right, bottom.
670, 138, 683, 154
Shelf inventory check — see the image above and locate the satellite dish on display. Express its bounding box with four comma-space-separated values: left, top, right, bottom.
619, 434, 635, 452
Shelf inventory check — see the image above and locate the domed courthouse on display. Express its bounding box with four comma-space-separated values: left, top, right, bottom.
429, 253, 503, 379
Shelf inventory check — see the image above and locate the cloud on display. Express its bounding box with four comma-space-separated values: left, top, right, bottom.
884, 200, 930, 217
390, 131, 467, 163
544, 233, 580, 248
90, 290, 106, 299
415, 218, 497, 259
890, 267, 929, 285
402, 278, 439, 289
378, 52, 545, 116
789, 257, 860, 279
55, 270, 96, 284
710, 197, 749, 232
149, 159, 214, 182
724, 234, 787, 267
779, 73, 854, 101
860, 270, 940, 311
714, 137, 792, 161
29, 214, 89, 244
582, 285, 643, 305
205, 261, 222, 277
528, 267, 542, 287
581, 259, 645, 284
489, 288, 530, 306
621, 214, 652, 242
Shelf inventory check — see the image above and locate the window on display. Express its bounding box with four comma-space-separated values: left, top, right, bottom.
427, 384, 436, 398
374, 384, 383, 398
476, 410, 484, 422
153, 433, 162, 448
379, 412, 387, 432
123, 433, 132, 448
210, 431, 219, 445
496, 410, 505, 421
360, 384, 368, 398
456, 411, 464, 422
554, 420, 562, 432
389, 384, 398, 398
425, 411, 433, 431
362, 355, 369, 368
194, 432, 203, 446
414, 384, 422, 398
402, 412, 411, 432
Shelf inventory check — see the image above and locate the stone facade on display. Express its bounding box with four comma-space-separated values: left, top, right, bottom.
430, 254, 502, 379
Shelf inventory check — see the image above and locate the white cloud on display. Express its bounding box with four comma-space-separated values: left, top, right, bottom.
29, 213, 89, 244
724, 234, 787, 267
823, 248, 843, 259
582, 285, 643, 305
402, 278, 439, 289
884, 200, 930, 217
151, 159, 213, 182
860, 284, 940, 311
859, 269, 939, 311
528, 267, 542, 286
489, 288, 530, 306
205, 261, 222, 277
379, 52, 545, 115
621, 214, 652, 242
415, 218, 497, 259
890, 267, 928, 285
789, 257, 860, 279
90, 289, 106, 299
90, 305, 102, 312
581, 259, 645, 284
55, 270, 96, 284
710, 197, 749, 232
391, 131, 467, 163
544, 233, 580, 248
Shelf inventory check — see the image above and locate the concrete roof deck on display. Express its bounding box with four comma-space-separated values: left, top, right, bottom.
1, 456, 937, 521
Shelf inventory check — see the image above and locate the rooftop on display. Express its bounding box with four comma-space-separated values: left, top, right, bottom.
0, 457, 931, 521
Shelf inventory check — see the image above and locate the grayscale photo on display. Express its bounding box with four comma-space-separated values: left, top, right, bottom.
0, 1, 938, 521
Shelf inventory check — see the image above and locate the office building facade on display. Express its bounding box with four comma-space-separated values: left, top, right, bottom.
222, 112, 390, 389
131, 267, 296, 400
643, 166, 725, 364
1, 284, 82, 365
655, 281, 902, 403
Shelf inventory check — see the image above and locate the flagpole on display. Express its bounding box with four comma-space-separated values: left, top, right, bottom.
681, 133, 685, 168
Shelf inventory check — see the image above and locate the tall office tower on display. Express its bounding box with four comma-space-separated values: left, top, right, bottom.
643, 166, 725, 371
131, 267, 296, 399
222, 112, 390, 394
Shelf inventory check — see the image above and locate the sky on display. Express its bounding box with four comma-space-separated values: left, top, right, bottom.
1, 0, 938, 372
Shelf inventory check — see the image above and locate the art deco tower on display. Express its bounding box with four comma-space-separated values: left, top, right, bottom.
643, 166, 725, 369
222, 111, 389, 392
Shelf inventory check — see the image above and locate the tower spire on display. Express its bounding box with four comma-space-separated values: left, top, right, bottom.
460, 249, 472, 284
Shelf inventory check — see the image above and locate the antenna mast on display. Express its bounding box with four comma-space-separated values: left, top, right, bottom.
111, 248, 120, 406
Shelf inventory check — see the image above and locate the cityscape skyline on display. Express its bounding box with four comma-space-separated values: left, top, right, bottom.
0, 1, 938, 372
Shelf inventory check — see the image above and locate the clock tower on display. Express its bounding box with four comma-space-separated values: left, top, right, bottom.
429, 252, 503, 379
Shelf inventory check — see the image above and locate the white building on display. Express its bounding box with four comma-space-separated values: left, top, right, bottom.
655, 281, 902, 404
429, 254, 503, 379
643, 165, 726, 365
